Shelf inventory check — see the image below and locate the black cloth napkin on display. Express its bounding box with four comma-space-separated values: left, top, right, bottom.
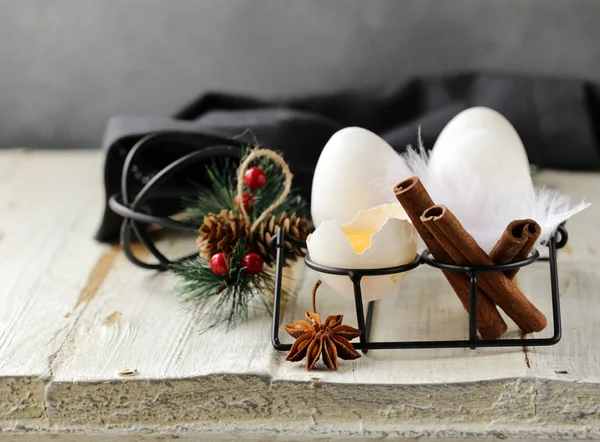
96, 72, 600, 242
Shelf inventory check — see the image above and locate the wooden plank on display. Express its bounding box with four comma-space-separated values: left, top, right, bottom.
529, 171, 600, 380
1, 150, 599, 438
46, 165, 600, 425
46, 235, 308, 424
47, 237, 299, 383
0, 150, 109, 418
523, 171, 600, 426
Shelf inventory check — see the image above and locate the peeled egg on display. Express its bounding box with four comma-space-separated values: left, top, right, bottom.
311, 127, 409, 228
432, 107, 529, 168
307, 203, 417, 302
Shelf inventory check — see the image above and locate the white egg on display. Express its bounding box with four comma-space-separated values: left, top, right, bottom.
428, 107, 590, 251
428, 128, 535, 252
432, 107, 529, 168
311, 127, 409, 228
307, 203, 417, 302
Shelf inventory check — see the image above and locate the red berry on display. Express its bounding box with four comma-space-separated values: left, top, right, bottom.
244, 167, 267, 191
209, 252, 229, 276
234, 192, 255, 212
241, 253, 264, 275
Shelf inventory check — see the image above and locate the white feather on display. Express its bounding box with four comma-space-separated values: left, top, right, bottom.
382, 132, 590, 252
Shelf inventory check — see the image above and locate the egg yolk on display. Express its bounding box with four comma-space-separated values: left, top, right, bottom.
345, 231, 373, 254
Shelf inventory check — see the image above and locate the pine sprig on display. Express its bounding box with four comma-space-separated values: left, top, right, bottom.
184, 150, 307, 223
183, 158, 238, 222
171, 238, 274, 330
174, 147, 307, 330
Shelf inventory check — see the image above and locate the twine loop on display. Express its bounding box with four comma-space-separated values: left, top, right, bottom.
236, 148, 293, 232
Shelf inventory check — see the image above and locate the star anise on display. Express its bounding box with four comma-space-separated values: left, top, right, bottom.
284, 311, 362, 371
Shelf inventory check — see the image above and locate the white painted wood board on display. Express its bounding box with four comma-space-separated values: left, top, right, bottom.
0, 150, 110, 419
1, 150, 600, 439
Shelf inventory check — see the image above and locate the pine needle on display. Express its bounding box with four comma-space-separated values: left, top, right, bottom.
171, 238, 274, 331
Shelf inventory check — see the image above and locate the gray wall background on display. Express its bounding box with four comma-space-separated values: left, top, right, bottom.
1, 0, 599, 149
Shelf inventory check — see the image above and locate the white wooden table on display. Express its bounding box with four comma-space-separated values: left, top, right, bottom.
1, 149, 599, 441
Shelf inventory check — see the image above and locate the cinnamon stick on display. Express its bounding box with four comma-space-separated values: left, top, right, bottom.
394, 177, 507, 339
421, 205, 547, 333
490, 219, 541, 280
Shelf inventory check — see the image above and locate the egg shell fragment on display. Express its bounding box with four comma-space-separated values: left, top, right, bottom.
307, 203, 418, 302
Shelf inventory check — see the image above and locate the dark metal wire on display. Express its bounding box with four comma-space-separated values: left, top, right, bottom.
111, 132, 243, 270
271, 225, 567, 352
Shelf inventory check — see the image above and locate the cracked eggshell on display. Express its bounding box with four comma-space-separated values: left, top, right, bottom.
311, 127, 407, 228
306, 203, 418, 302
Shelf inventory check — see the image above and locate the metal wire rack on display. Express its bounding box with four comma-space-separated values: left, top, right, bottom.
270, 226, 566, 353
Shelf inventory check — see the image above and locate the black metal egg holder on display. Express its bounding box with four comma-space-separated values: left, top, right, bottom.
271, 225, 567, 354
106, 133, 566, 354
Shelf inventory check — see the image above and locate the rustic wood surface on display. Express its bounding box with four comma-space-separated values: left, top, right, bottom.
0, 149, 599, 440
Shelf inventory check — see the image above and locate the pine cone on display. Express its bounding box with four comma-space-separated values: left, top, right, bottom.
197, 210, 250, 258
252, 213, 310, 264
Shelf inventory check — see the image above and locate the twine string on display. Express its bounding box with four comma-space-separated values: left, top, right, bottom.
236, 148, 293, 233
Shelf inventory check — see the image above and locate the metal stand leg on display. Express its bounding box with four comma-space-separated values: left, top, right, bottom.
349, 272, 369, 354
548, 236, 562, 344
366, 301, 376, 344
271, 228, 287, 350
469, 272, 478, 349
